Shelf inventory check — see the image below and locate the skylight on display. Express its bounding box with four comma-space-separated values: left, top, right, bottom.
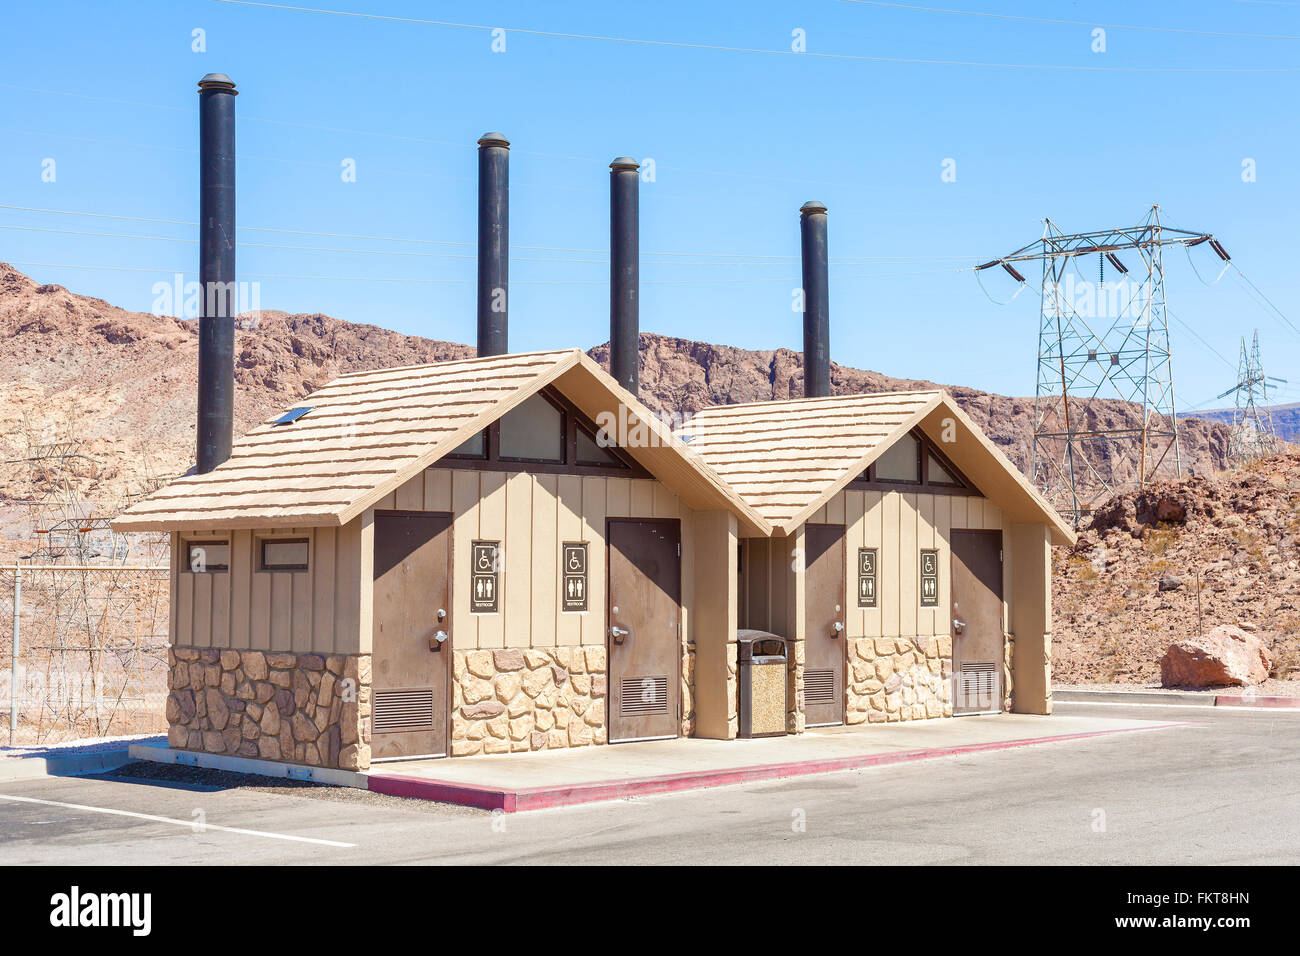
273, 407, 313, 426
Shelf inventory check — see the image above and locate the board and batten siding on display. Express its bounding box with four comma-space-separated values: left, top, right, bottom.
170, 517, 369, 655
737, 491, 1005, 642
806, 489, 1011, 641
369, 467, 694, 651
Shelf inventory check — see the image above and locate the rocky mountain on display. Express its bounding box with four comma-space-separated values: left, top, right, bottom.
1, 260, 1230, 543
1191, 402, 1300, 444
4, 261, 1289, 687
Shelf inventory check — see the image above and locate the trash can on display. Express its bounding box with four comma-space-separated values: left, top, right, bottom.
737, 629, 788, 738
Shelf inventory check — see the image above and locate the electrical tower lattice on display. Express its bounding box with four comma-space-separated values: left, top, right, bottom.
977, 206, 1230, 527
1219, 330, 1285, 464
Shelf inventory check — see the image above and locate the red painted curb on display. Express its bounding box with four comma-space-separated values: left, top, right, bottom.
1215, 694, 1300, 709
368, 773, 517, 811
366, 721, 1192, 812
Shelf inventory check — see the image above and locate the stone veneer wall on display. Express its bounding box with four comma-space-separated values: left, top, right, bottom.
788, 635, 806, 735
1003, 633, 1015, 712
452, 647, 607, 756
167, 647, 370, 770
681, 643, 698, 738
845, 636, 954, 724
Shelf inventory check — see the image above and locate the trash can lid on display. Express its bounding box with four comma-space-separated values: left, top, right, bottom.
736, 629, 787, 661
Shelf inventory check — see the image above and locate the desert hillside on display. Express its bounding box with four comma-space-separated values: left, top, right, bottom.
1195, 402, 1300, 444
1, 260, 1231, 517
1054, 451, 1300, 685
7, 261, 1287, 690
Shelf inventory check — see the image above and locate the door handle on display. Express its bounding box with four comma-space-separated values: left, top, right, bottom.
831, 621, 844, 638
611, 625, 630, 644
430, 629, 448, 651
952, 618, 966, 635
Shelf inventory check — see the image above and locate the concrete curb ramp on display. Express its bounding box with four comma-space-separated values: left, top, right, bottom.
1054, 688, 1300, 708
0, 746, 137, 783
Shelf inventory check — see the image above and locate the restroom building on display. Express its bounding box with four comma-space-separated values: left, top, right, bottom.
114, 349, 767, 769
113, 74, 1074, 774
678, 389, 1075, 731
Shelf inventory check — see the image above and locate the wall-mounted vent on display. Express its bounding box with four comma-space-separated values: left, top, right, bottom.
956, 662, 998, 713
804, 668, 836, 705
273, 406, 313, 426
373, 688, 435, 733
620, 676, 669, 717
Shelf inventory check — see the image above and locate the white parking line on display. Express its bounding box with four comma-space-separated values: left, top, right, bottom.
0, 794, 356, 848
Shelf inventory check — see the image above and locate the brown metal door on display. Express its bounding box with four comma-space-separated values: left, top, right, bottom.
803, 523, 846, 727
371, 511, 453, 758
950, 530, 1004, 716
607, 519, 681, 743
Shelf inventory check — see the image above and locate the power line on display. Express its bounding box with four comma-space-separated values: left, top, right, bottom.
0, 203, 981, 263
204, 0, 1300, 72
837, 0, 1300, 41
1229, 263, 1300, 338
5, 259, 966, 284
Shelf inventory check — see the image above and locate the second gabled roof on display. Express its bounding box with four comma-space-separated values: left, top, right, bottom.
678, 389, 1075, 545
112, 348, 770, 536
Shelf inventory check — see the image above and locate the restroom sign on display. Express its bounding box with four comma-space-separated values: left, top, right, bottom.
920, 549, 939, 607
562, 542, 588, 612
857, 548, 877, 608
471, 541, 500, 613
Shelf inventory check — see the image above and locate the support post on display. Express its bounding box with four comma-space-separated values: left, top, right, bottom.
10, 566, 20, 746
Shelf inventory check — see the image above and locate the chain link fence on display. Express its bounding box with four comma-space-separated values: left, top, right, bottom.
1, 565, 170, 746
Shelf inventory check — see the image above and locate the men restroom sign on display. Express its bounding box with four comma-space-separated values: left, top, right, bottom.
471, 541, 500, 613
920, 549, 939, 607
562, 542, 588, 612
857, 547, 877, 608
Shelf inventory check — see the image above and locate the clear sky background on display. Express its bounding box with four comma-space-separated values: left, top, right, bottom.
1, 0, 1297, 412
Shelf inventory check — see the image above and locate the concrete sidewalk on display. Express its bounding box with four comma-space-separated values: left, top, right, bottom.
368, 713, 1190, 811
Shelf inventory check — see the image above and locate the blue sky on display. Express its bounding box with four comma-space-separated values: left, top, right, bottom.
1, 0, 1298, 411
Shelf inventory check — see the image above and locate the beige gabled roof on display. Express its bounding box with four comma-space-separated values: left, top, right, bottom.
678, 390, 1075, 545
113, 349, 771, 537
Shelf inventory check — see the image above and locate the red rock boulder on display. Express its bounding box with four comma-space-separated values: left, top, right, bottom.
1159, 625, 1272, 688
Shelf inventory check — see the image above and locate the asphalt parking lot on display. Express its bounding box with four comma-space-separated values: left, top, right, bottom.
1, 702, 1296, 865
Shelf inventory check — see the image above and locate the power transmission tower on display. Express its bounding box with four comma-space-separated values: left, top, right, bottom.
977, 205, 1229, 526
1219, 330, 1285, 464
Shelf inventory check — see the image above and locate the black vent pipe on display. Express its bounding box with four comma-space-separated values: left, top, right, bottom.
609, 157, 640, 395
196, 73, 237, 474
799, 200, 831, 399
477, 132, 510, 357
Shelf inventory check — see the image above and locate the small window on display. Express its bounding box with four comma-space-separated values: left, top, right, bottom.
875, 433, 921, 483
928, 452, 961, 486
260, 538, 309, 571
499, 393, 563, 462
576, 425, 626, 468
448, 429, 486, 459
186, 540, 229, 573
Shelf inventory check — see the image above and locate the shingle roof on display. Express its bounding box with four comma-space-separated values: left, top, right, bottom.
679, 390, 942, 528
679, 390, 1074, 544
112, 349, 770, 535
